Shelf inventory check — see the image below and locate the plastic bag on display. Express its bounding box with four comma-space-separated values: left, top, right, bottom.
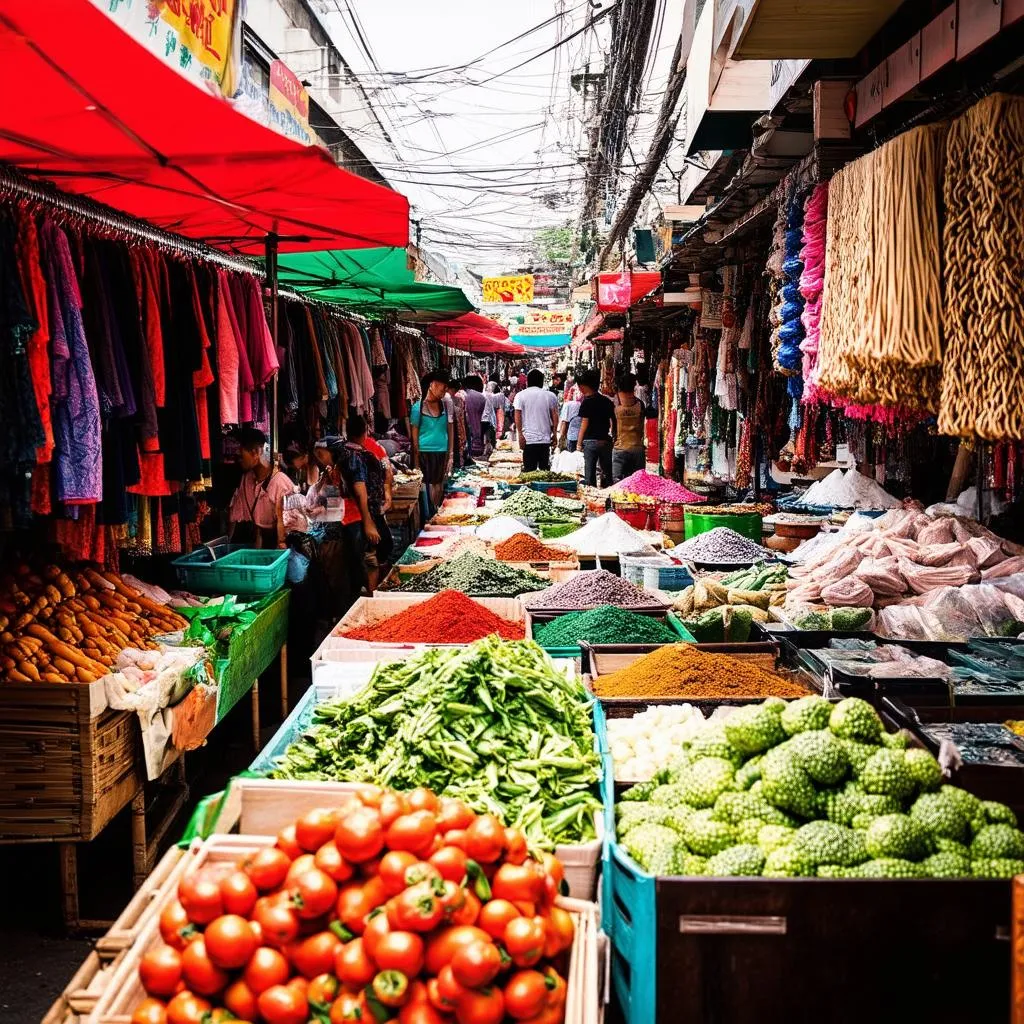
820, 577, 875, 607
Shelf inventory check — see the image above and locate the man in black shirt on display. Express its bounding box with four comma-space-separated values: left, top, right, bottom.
576, 369, 615, 487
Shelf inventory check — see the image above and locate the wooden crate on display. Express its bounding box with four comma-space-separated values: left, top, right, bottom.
91, 831, 601, 1024
41, 949, 126, 1024
0, 683, 142, 842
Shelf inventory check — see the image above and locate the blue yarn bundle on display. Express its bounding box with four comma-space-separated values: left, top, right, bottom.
776, 196, 807, 373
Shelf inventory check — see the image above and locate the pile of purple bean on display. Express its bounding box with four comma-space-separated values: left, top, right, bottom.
526, 569, 662, 609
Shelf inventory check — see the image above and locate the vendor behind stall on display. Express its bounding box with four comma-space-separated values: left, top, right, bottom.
410, 370, 454, 513
228, 427, 295, 548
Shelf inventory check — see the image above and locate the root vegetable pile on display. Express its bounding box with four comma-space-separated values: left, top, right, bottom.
133, 787, 575, 1024
341, 591, 525, 644
0, 564, 188, 684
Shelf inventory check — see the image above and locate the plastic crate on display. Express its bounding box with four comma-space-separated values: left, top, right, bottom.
643, 563, 693, 591
620, 550, 672, 585
172, 546, 289, 596
684, 510, 762, 543
527, 479, 579, 493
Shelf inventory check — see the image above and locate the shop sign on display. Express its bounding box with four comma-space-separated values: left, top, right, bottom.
235, 52, 315, 146
95, 0, 242, 95
517, 322, 570, 336
593, 271, 662, 312
482, 274, 534, 303
524, 309, 572, 325
270, 60, 309, 129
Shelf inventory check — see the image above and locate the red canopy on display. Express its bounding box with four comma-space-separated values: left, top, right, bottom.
0, 0, 409, 253
427, 313, 525, 355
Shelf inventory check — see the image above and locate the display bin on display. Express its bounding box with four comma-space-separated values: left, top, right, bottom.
882, 697, 1024, 820
606, 839, 1010, 1024
525, 478, 579, 493
684, 509, 763, 543
528, 610, 694, 668
171, 544, 289, 596
203, 671, 613, 900
213, 589, 290, 721
88, 832, 603, 1024
0, 681, 141, 842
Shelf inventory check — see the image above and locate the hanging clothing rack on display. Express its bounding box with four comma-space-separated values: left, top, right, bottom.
0, 161, 262, 277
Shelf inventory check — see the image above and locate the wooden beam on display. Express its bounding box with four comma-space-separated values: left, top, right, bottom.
814, 80, 854, 140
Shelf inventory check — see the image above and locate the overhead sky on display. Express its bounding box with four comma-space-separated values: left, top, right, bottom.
318, 0, 684, 278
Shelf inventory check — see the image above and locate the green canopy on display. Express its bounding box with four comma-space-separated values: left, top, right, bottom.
275, 247, 473, 320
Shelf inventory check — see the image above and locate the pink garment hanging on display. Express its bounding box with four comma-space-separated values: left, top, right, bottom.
214, 270, 241, 425
245, 276, 278, 386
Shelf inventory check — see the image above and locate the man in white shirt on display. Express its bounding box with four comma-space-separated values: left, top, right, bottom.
513, 369, 560, 472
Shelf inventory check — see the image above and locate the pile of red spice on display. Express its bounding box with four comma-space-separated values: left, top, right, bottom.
493, 534, 574, 562
342, 590, 525, 643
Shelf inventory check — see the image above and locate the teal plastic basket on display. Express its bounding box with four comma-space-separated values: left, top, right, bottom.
172, 547, 289, 596
606, 841, 657, 1024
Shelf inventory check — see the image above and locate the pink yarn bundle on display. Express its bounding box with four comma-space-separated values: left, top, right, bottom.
614, 469, 705, 503
799, 183, 828, 404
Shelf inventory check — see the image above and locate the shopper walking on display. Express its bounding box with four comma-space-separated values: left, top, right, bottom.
347, 415, 394, 593
447, 378, 468, 469
557, 385, 582, 452
513, 368, 559, 472
612, 371, 647, 482
462, 375, 487, 460
482, 381, 503, 452
410, 370, 454, 514
576, 369, 614, 487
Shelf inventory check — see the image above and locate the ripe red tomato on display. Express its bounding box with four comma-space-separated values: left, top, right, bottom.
464, 815, 505, 864
276, 823, 303, 860
502, 970, 549, 1021
314, 841, 355, 884
219, 870, 258, 918
543, 906, 574, 957
253, 896, 300, 948
243, 847, 291, 892
288, 930, 341, 979
295, 807, 341, 852
402, 860, 441, 889
437, 879, 467, 923
284, 853, 318, 886
450, 939, 502, 989
437, 798, 475, 833
424, 925, 491, 975
503, 917, 545, 968
177, 873, 224, 926
398, 1004, 448, 1024
334, 937, 376, 989
406, 787, 440, 813
362, 910, 391, 961
379, 850, 420, 895
429, 845, 468, 883
478, 899, 520, 941
355, 784, 385, 808
374, 930, 425, 976
329, 991, 370, 1023
372, 969, 411, 1009
257, 983, 308, 1024
390, 883, 444, 933
203, 915, 258, 970
179, 938, 229, 996
159, 901, 195, 951
385, 811, 438, 858
130, 997, 167, 1024
503, 829, 528, 866
307, 972, 340, 1007
542, 966, 566, 1008
290, 867, 338, 919
165, 991, 211, 1024
139, 945, 182, 998
449, 888, 481, 926
491, 863, 544, 905
336, 877, 386, 934
242, 946, 290, 995
427, 974, 458, 1013
454, 986, 505, 1024
379, 791, 411, 827
222, 979, 259, 1021
443, 829, 468, 851
538, 852, 564, 889
334, 806, 385, 863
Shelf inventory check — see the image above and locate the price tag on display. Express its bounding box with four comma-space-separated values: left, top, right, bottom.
835, 444, 851, 466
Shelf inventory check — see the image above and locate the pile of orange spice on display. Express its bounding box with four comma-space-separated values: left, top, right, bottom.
342, 590, 524, 643
493, 534, 574, 562
591, 644, 810, 699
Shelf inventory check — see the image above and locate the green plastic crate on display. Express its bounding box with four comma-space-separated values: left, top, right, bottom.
214, 590, 290, 720
172, 546, 289, 596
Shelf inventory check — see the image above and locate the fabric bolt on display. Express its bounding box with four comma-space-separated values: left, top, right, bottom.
39, 218, 102, 504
